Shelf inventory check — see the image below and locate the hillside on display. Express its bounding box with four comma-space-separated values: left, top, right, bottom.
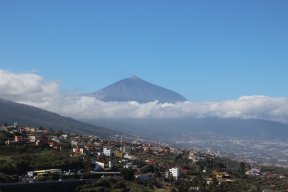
0, 99, 119, 137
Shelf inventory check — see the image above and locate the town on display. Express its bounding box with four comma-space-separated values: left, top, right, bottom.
176, 135, 288, 168
1, 123, 288, 192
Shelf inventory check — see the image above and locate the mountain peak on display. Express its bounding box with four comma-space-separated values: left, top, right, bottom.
129, 75, 141, 80
91, 76, 187, 103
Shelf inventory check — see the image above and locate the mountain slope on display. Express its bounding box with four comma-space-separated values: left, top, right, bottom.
91, 76, 187, 103
0, 99, 119, 137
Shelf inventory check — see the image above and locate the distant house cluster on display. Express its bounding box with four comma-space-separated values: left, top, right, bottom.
0, 123, 63, 149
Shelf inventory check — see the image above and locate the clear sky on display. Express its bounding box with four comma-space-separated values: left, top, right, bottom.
1, 0, 287, 101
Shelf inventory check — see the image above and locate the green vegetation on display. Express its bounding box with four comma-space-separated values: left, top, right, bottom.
120, 168, 135, 181
0, 144, 83, 182
79, 176, 157, 192
0, 131, 12, 144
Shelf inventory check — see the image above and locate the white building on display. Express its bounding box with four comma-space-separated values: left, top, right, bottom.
70, 140, 78, 147
124, 162, 132, 169
169, 168, 180, 180
245, 168, 261, 176
123, 154, 136, 160
93, 161, 105, 170
188, 151, 200, 162
28, 135, 36, 143
103, 147, 113, 157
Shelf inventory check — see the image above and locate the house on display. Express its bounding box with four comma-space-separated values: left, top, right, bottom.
19, 127, 29, 135
124, 162, 133, 169
188, 151, 200, 162
14, 134, 29, 143
93, 141, 102, 146
124, 154, 136, 160
84, 144, 95, 152
123, 162, 137, 169
60, 134, 68, 140
108, 161, 113, 169
49, 141, 61, 150
161, 146, 170, 154
15, 135, 23, 142
92, 161, 105, 171
0, 126, 8, 132
212, 170, 223, 180
120, 146, 134, 154
28, 128, 36, 132
28, 135, 36, 143
143, 144, 151, 152
206, 177, 213, 185
115, 150, 124, 158
168, 168, 180, 180
51, 136, 60, 143
27, 169, 62, 178
70, 140, 78, 147
72, 147, 84, 156
103, 147, 113, 157
245, 168, 261, 176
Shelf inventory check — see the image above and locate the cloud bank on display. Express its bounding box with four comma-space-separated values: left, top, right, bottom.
1, 69, 288, 123
0, 70, 59, 102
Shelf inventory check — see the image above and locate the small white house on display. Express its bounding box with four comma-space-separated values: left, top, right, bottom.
124, 162, 132, 169
28, 135, 36, 143
93, 161, 105, 170
169, 168, 180, 180
103, 147, 113, 157
70, 140, 78, 147
123, 154, 136, 160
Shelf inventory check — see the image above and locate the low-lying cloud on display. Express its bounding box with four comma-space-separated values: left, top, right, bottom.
0, 69, 59, 102
1, 69, 288, 123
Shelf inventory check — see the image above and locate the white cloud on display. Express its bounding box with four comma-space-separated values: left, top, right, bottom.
1, 69, 288, 123
0, 69, 59, 102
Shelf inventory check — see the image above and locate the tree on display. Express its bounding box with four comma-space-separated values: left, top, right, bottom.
239, 162, 245, 177
0, 131, 12, 143
120, 168, 135, 181
140, 165, 154, 173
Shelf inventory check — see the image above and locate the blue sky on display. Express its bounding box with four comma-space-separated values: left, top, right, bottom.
1, 1, 288, 101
